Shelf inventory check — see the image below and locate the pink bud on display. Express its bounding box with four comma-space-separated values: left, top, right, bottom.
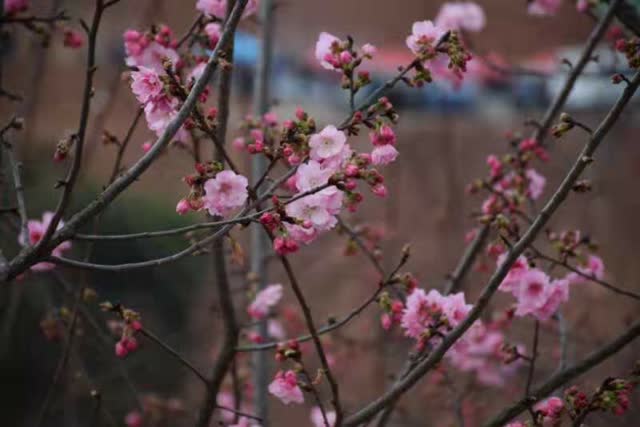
232, 137, 246, 151
381, 313, 392, 330
295, 107, 306, 121
123, 337, 139, 351
131, 320, 143, 331
141, 142, 153, 153
176, 199, 190, 215
372, 183, 387, 198
339, 50, 353, 65
345, 164, 359, 177
124, 411, 143, 427
115, 341, 128, 358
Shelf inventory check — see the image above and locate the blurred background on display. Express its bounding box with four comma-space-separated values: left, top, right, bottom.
1, 0, 640, 426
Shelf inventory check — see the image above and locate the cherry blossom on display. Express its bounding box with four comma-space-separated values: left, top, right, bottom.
202, 170, 249, 216
435, 2, 486, 33
315, 32, 342, 70
513, 270, 569, 321
63, 29, 84, 49
371, 144, 399, 166
18, 212, 72, 271
248, 284, 284, 320
497, 254, 530, 293
401, 288, 472, 341
130, 66, 164, 104
308, 125, 347, 160
406, 20, 447, 56
535, 396, 565, 424
286, 192, 343, 232
268, 370, 304, 405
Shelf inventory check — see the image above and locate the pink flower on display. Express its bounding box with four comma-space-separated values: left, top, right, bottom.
248, 284, 284, 320
130, 66, 163, 104
496, 254, 530, 294
124, 411, 143, 427
125, 37, 179, 74
143, 96, 179, 136
202, 170, 249, 216
315, 32, 342, 70
514, 270, 569, 321
204, 22, 221, 47
528, 0, 562, 16
526, 168, 546, 200
310, 407, 336, 427
486, 154, 502, 178
406, 20, 447, 56
284, 223, 319, 246
309, 125, 347, 160
513, 269, 551, 315
286, 192, 342, 232
371, 145, 399, 166
63, 29, 84, 49
4, 0, 29, 14
435, 2, 486, 33
294, 160, 333, 192
401, 289, 470, 340
18, 212, 72, 271
196, 0, 259, 19
268, 370, 304, 405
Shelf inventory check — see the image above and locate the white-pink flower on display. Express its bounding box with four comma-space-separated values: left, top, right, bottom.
308, 125, 347, 160
196, 0, 259, 19
295, 160, 333, 192
247, 284, 283, 320
526, 168, 546, 200
130, 66, 163, 104
435, 2, 486, 33
202, 170, 249, 216
315, 32, 342, 70
371, 144, 399, 166
268, 370, 304, 405
406, 20, 447, 56
18, 212, 72, 271
528, 0, 562, 16
125, 40, 179, 74
310, 407, 336, 427
286, 192, 342, 232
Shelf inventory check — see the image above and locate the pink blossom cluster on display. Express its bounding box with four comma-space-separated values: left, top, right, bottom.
446, 320, 524, 387
247, 283, 283, 320
400, 288, 472, 346
315, 32, 376, 72
124, 27, 180, 73
497, 254, 569, 321
195, 0, 259, 20
268, 370, 304, 405
18, 212, 72, 271
246, 104, 400, 254
115, 319, 143, 358
471, 137, 549, 219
